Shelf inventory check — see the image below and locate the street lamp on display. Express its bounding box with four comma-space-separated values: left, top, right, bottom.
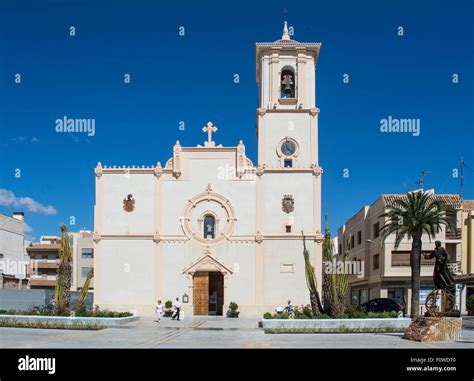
182, 293, 189, 304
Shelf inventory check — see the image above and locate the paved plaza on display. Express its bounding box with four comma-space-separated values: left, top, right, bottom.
1, 317, 474, 348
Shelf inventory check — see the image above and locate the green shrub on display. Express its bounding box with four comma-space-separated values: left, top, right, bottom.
263, 312, 273, 319
344, 305, 367, 318
467, 294, 474, 311
229, 302, 238, 311
316, 314, 330, 319
296, 314, 310, 319
273, 312, 289, 319
0, 307, 131, 318
165, 300, 173, 310
0, 319, 106, 330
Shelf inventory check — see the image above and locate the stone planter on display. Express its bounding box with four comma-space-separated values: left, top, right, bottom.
0, 314, 140, 327
404, 317, 462, 342
262, 318, 411, 333
227, 310, 240, 318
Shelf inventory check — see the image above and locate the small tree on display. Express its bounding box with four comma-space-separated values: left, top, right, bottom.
301, 232, 323, 316
76, 268, 94, 311
322, 215, 349, 316
54, 224, 73, 315
322, 214, 332, 314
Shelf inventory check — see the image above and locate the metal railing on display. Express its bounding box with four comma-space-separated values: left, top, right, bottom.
447, 261, 462, 275
445, 229, 461, 240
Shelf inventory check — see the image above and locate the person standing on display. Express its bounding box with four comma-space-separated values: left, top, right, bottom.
172, 297, 181, 321
286, 300, 294, 318
155, 300, 163, 323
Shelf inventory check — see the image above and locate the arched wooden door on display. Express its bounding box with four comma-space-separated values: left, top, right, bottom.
193, 272, 209, 315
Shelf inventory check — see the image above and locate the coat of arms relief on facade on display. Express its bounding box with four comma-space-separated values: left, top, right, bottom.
123, 194, 135, 212
281, 194, 294, 214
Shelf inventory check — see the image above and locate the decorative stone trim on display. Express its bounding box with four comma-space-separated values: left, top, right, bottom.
257, 108, 266, 117
92, 232, 326, 243
262, 167, 313, 174
278, 98, 298, 105
164, 158, 173, 170
153, 232, 161, 243
311, 164, 323, 177
276, 136, 300, 167
93, 232, 101, 243
182, 250, 233, 275
309, 107, 320, 116
180, 185, 237, 246
154, 162, 163, 178
95, 162, 103, 178
314, 230, 324, 243
172, 141, 182, 178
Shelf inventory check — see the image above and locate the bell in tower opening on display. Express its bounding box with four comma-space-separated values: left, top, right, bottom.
280, 69, 295, 98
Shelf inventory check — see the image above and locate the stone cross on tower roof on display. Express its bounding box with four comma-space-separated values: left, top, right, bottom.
282, 9, 290, 41
202, 121, 218, 147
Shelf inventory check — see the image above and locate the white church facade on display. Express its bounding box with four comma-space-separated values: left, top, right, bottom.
93, 22, 324, 317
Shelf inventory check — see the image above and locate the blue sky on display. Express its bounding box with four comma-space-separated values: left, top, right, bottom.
0, 0, 472, 240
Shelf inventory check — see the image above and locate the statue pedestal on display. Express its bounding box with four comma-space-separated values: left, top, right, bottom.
404, 317, 462, 342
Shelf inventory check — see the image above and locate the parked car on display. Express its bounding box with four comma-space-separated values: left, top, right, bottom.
361, 298, 405, 316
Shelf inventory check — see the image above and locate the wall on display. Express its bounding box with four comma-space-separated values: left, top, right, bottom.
0, 289, 93, 310
0, 214, 27, 278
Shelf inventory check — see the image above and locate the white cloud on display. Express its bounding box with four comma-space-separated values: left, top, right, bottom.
24, 222, 33, 233
0, 189, 57, 215
11, 136, 40, 144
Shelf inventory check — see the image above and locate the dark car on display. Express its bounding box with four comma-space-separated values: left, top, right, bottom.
361, 298, 405, 315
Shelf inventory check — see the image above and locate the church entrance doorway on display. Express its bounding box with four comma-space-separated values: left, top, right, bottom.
193, 271, 224, 316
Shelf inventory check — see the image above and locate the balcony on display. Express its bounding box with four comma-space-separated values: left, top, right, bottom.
445, 229, 461, 240
447, 261, 462, 276
29, 274, 56, 288
31, 259, 60, 269
392, 251, 435, 267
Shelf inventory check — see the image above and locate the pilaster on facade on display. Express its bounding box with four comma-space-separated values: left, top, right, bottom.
95, 162, 103, 178
172, 141, 182, 179
93, 232, 101, 243
154, 162, 163, 178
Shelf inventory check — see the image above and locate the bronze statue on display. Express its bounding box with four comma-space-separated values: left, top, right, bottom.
424, 241, 455, 289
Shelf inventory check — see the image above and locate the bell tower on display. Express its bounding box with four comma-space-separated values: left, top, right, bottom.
255, 19, 321, 168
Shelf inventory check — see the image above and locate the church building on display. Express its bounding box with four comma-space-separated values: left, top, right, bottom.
93, 21, 324, 317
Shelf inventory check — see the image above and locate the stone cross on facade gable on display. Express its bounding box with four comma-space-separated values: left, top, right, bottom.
202, 121, 218, 147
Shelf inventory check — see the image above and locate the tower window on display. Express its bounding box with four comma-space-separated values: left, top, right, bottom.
285, 225, 292, 233
203, 215, 216, 239
280, 69, 295, 98
284, 159, 293, 168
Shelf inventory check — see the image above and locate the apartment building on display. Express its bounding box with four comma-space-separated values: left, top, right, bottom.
0, 212, 29, 288
337, 192, 462, 316
70, 231, 94, 291
26, 236, 61, 289
26, 231, 94, 291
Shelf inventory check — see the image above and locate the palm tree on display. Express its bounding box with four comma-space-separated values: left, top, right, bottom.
54, 224, 73, 315
380, 191, 455, 318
